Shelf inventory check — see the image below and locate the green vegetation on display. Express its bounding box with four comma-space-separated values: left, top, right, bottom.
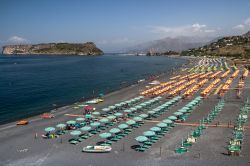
181, 31, 250, 59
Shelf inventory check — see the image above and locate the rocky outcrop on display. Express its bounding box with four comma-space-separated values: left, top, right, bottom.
2, 42, 104, 56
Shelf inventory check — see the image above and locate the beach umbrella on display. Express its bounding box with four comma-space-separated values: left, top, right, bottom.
109, 128, 121, 134
90, 122, 101, 127
85, 114, 92, 119
150, 126, 161, 132
70, 130, 81, 136
56, 123, 66, 129
157, 122, 168, 128
84, 105, 93, 110
124, 109, 132, 113
139, 114, 148, 118
99, 132, 111, 139
107, 115, 116, 120
140, 103, 147, 107
92, 111, 100, 116
126, 120, 136, 125
120, 102, 126, 105
99, 118, 109, 123
118, 123, 129, 129
135, 136, 148, 143
130, 108, 137, 112
143, 131, 156, 137
45, 127, 55, 132
133, 117, 143, 122
109, 106, 116, 110
174, 112, 183, 116
135, 105, 142, 109
114, 112, 123, 117
76, 117, 85, 121
168, 116, 177, 120
148, 111, 156, 115
162, 119, 173, 124
125, 100, 132, 104
66, 120, 76, 125
179, 109, 188, 113
102, 108, 110, 112
80, 126, 92, 131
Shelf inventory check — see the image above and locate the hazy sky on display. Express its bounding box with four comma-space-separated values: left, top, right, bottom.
0, 0, 250, 52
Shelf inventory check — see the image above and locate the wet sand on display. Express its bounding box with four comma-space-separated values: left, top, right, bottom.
0, 57, 250, 166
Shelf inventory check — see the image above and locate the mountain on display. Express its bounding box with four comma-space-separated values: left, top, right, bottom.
181, 31, 250, 58
127, 36, 213, 53
2, 42, 104, 56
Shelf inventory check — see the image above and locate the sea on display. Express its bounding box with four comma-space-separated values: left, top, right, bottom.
0, 54, 187, 124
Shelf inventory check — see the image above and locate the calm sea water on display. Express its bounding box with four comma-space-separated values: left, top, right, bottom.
0, 54, 187, 124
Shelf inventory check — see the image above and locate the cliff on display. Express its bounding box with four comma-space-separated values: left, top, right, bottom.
2, 42, 104, 56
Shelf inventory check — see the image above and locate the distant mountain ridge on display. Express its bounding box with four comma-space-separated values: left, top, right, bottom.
2, 42, 103, 56
127, 36, 214, 53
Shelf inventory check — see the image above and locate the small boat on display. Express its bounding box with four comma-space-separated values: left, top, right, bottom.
16, 120, 29, 125
82, 145, 112, 153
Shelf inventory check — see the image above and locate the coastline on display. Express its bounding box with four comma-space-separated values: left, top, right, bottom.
0, 57, 190, 128
0, 56, 249, 166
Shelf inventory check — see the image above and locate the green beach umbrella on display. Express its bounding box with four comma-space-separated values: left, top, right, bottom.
130, 108, 137, 112
102, 108, 110, 112
56, 123, 66, 128
109, 106, 116, 110
109, 128, 121, 134
92, 111, 100, 116
107, 115, 116, 120
114, 112, 123, 117
135, 105, 142, 109
90, 122, 101, 127
135, 136, 148, 143
99, 118, 109, 123
125, 100, 132, 104
179, 109, 188, 113
140, 103, 147, 107
70, 130, 81, 136
120, 102, 126, 105
126, 120, 136, 125
174, 112, 183, 116
85, 114, 92, 119
162, 119, 173, 124
150, 126, 161, 132
157, 122, 168, 128
124, 109, 132, 113
99, 132, 111, 139
118, 123, 129, 129
80, 126, 91, 131
143, 131, 156, 137
45, 127, 55, 132
168, 116, 177, 120
76, 117, 85, 121
66, 120, 76, 125
133, 116, 143, 121
139, 114, 148, 118
148, 111, 156, 115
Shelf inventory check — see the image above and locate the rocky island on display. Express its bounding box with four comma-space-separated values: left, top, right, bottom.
2, 42, 104, 56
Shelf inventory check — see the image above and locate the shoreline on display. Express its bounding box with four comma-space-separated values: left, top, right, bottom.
0, 56, 190, 127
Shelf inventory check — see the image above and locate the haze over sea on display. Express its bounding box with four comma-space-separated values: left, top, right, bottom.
0, 54, 186, 124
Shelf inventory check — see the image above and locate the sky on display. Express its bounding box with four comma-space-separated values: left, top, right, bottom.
0, 0, 250, 52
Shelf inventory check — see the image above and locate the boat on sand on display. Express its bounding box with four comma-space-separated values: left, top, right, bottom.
82, 146, 112, 153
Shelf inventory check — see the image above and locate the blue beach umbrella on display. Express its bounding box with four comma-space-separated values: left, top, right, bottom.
107, 115, 116, 120
80, 126, 91, 131
157, 122, 168, 128
90, 122, 101, 127
133, 117, 143, 122
143, 131, 156, 137
109, 128, 121, 134
99, 132, 111, 139
118, 123, 129, 129
45, 127, 55, 132
56, 124, 66, 129
70, 130, 81, 136
76, 117, 85, 121
135, 136, 148, 143
66, 120, 76, 125
99, 118, 109, 123
126, 120, 136, 125
150, 126, 161, 132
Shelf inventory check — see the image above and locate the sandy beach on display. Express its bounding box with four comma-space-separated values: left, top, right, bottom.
0, 57, 250, 166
